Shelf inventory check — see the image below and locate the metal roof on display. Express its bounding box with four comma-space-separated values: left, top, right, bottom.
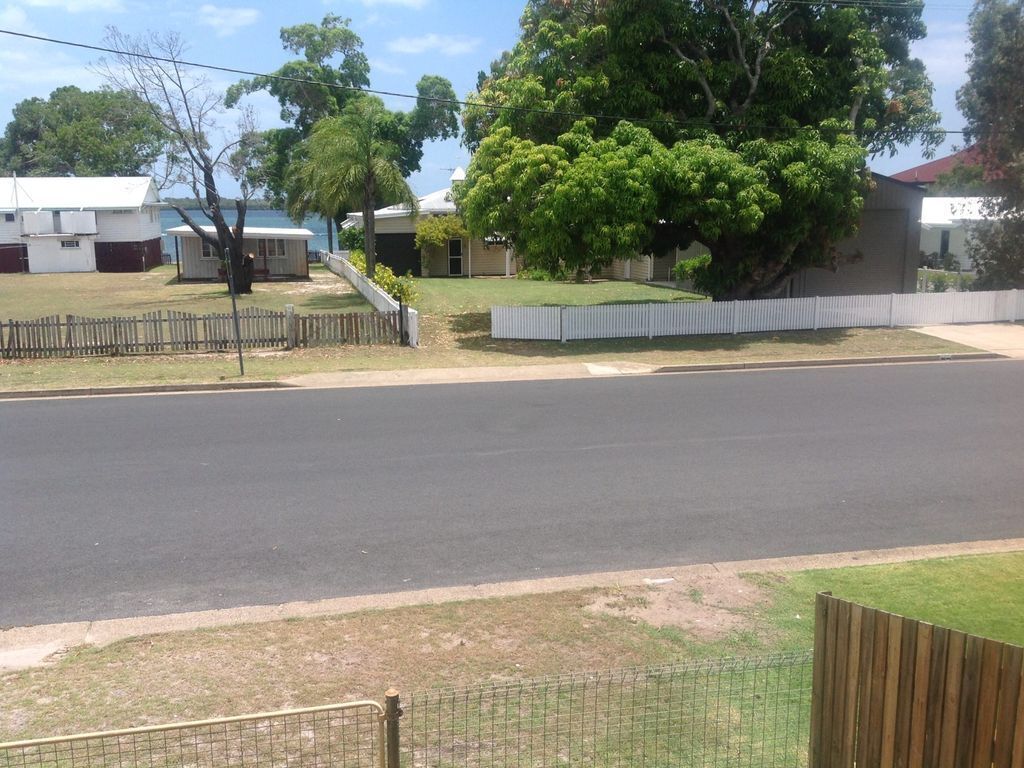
920, 197, 994, 228
166, 225, 314, 239
0, 176, 160, 211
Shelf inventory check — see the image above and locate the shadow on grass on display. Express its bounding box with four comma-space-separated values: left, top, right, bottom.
300, 294, 374, 312
447, 311, 867, 358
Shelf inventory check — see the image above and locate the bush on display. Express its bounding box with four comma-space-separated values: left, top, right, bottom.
671, 253, 712, 282
338, 226, 364, 251
517, 265, 570, 281
931, 273, 950, 292
345, 250, 416, 303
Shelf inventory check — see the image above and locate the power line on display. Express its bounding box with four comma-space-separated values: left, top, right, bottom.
0, 26, 968, 138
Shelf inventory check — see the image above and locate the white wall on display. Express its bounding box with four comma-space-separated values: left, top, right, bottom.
0, 214, 19, 243
95, 207, 162, 243
28, 239, 96, 273
920, 226, 971, 270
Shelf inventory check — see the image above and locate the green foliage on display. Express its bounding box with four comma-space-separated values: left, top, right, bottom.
671, 253, 712, 282
930, 162, 992, 196
517, 266, 568, 281
0, 86, 167, 176
930, 273, 950, 292
288, 97, 417, 278
460, 0, 934, 298
957, 0, 1024, 289
346, 249, 416, 303
338, 226, 364, 251
227, 15, 458, 215
415, 215, 469, 251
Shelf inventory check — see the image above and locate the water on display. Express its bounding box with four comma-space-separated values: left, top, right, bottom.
160, 209, 331, 258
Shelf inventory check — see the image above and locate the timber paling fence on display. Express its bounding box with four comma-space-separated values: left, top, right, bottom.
0, 306, 401, 359
1, 653, 815, 768
492, 288, 1024, 341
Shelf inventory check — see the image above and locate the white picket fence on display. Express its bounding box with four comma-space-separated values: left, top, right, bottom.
492, 289, 1024, 342
322, 251, 419, 347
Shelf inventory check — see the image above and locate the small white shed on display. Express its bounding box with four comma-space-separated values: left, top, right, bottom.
169, 225, 313, 280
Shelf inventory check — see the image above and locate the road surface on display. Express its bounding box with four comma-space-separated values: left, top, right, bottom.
2, 360, 1022, 626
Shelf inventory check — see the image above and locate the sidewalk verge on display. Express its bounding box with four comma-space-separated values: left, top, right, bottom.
0, 351, 1003, 400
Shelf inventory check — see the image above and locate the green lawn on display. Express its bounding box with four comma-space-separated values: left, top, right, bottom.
411, 275, 705, 315
1, 550, 1020, 741
0, 264, 373, 318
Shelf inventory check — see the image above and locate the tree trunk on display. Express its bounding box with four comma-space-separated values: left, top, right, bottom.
326, 216, 334, 254
708, 239, 794, 300
363, 176, 377, 279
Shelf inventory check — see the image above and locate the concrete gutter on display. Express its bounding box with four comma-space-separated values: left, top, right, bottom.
0, 352, 1003, 400
2, 537, 1022, 671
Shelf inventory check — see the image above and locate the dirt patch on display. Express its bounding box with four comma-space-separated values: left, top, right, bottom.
587, 571, 771, 641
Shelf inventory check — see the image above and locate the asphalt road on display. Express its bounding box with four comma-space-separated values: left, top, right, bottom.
2, 360, 1023, 627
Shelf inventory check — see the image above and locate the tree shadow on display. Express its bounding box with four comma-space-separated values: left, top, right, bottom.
447, 311, 868, 358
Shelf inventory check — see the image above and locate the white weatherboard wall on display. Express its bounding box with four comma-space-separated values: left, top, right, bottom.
28, 239, 97, 273
322, 251, 419, 347
491, 290, 1024, 341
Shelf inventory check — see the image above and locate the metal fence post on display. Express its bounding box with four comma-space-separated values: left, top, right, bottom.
384, 689, 402, 768
560, 306, 566, 343
812, 295, 820, 331
1010, 289, 1018, 322
732, 300, 739, 335
646, 302, 653, 340
285, 304, 296, 349
889, 293, 896, 328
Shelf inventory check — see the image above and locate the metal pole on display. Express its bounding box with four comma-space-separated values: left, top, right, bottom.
223, 246, 245, 376
398, 299, 406, 346
384, 689, 401, 768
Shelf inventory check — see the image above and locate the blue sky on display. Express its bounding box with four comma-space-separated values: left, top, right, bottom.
0, 0, 974, 199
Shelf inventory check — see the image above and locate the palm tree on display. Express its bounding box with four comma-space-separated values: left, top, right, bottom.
292, 96, 417, 278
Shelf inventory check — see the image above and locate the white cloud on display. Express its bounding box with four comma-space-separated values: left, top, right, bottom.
195, 4, 261, 38
913, 22, 970, 88
19, 0, 124, 11
370, 58, 406, 76
388, 33, 482, 57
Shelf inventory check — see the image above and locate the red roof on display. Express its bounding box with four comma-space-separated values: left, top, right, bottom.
891, 147, 983, 184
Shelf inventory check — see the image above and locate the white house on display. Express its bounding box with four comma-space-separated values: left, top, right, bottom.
919, 197, 994, 271
168, 225, 313, 281
343, 168, 516, 278
0, 176, 164, 274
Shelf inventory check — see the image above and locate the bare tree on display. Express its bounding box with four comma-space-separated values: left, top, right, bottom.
96, 27, 264, 292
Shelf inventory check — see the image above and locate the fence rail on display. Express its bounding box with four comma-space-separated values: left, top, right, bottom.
0, 701, 385, 768
1, 653, 813, 768
1, 307, 400, 359
492, 289, 1024, 341
404, 652, 814, 768
322, 252, 418, 347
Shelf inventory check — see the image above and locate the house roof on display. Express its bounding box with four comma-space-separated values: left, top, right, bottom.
345, 167, 466, 222
166, 225, 314, 240
920, 197, 994, 228
891, 147, 983, 185
0, 176, 160, 211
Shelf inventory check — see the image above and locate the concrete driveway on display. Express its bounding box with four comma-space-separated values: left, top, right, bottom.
914, 322, 1024, 358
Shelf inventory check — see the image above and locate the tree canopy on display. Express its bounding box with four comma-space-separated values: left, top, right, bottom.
0, 86, 167, 177
227, 15, 460, 214
957, 0, 1024, 288
458, 0, 940, 298
289, 97, 418, 277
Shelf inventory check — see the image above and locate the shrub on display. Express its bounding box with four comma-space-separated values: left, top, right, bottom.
344, 250, 416, 303
672, 253, 712, 282
931, 273, 950, 292
517, 265, 570, 281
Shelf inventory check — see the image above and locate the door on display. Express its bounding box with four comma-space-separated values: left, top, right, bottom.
448, 238, 463, 276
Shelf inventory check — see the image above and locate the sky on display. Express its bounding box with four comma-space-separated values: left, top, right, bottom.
0, 0, 976, 200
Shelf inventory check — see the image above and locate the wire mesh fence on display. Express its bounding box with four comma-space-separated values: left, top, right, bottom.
402, 651, 814, 768
0, 702, 385, 768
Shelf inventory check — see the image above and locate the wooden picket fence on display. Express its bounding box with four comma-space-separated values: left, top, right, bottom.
0, 307, 401, 358
809, 592, 1024, 768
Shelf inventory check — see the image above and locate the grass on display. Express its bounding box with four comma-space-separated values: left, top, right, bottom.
0, 264, 373, 317
1, 551, 1021, 740
0, 269, 979, 391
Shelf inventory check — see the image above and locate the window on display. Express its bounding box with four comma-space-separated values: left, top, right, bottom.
201, 240, 217, 259
61, 240, 80, 249
111, 209, 133, 215
257, 239, 287, 258
3, 213, 13, 223
939, 229, 951, 258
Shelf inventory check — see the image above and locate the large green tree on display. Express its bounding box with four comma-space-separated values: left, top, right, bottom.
227, 15, 459, 250
957, 0, 1024, 289
290, 97, 417, 278
459, 0, 940, 298
0, 86, 167, 177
